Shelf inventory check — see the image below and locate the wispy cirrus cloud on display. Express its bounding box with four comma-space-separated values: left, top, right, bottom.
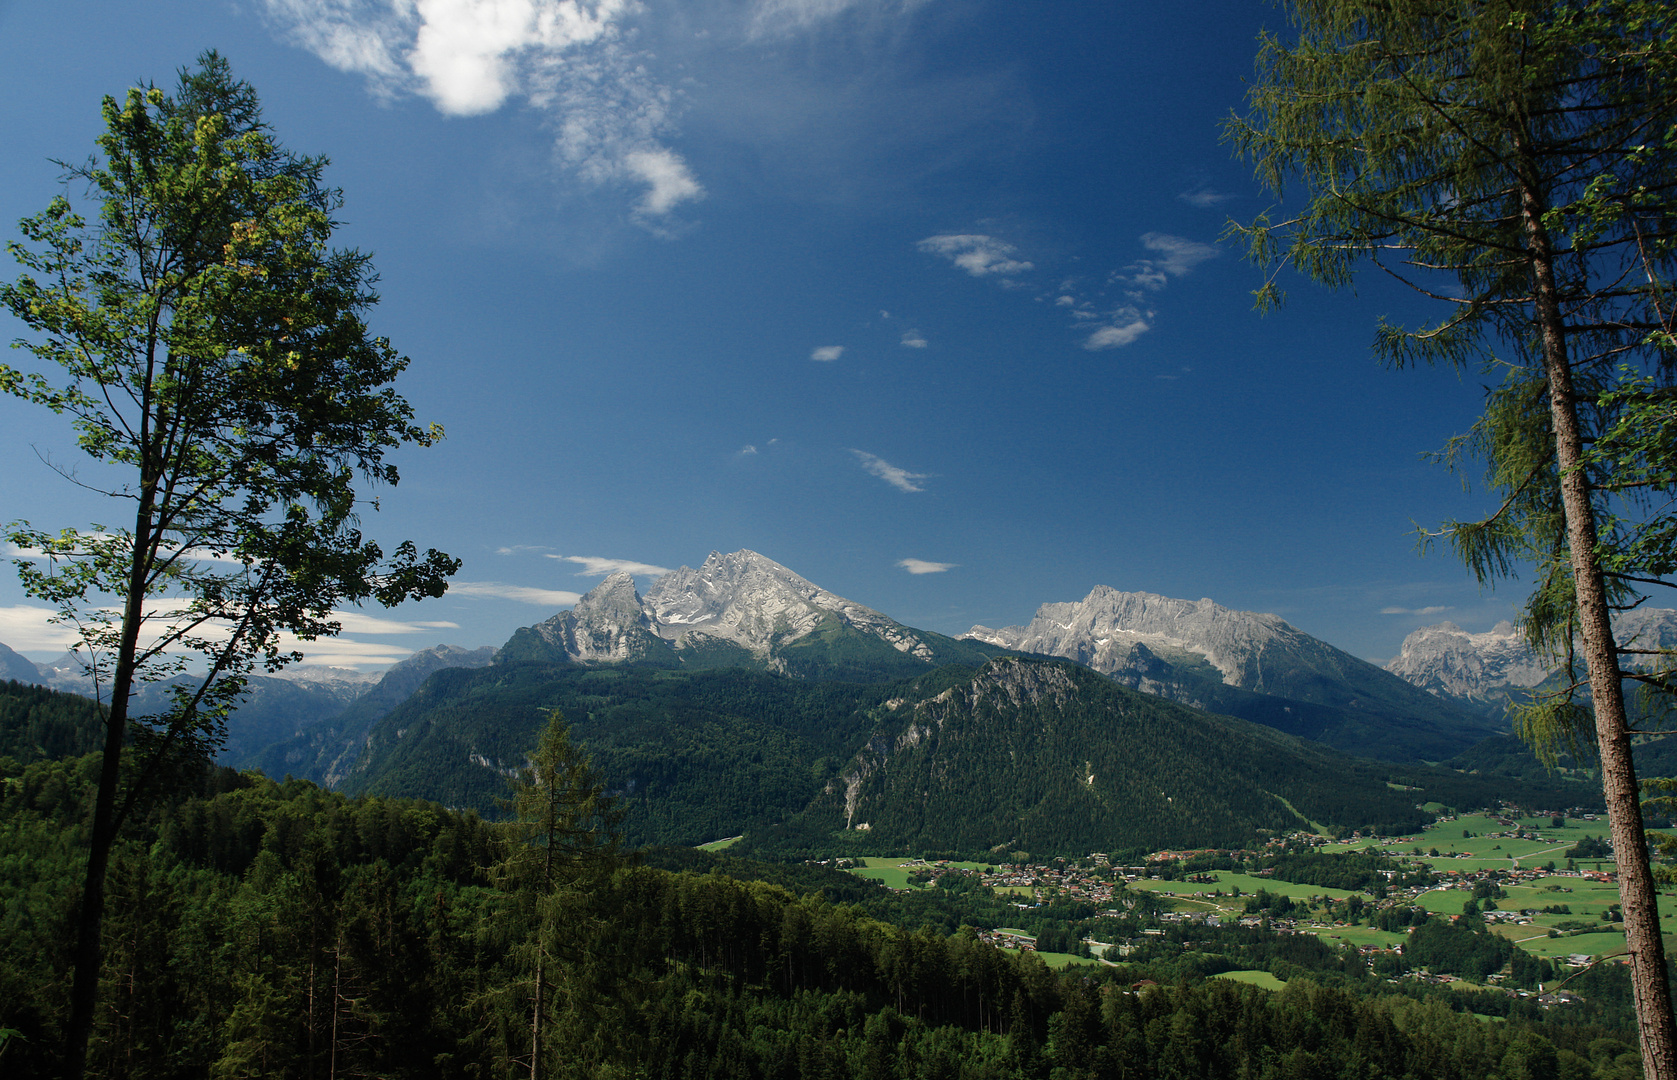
898, 558, 954, 574
547, 554, 673, 577
810, 345, 845, 362
1178, 186, 1234, 208
917, 234, 1033, 278
1076, 233, 1217, 350
748, 0, 931, 38
0, 605, 83, 651
450, 580, 585, 605
851, 450, 930, 493
260, 0, 703, 222
1381, 605, 1453, 616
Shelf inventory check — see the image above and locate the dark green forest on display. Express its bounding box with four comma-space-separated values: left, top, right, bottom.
0, 681, 1654, 1079
336, 657, 1593, 859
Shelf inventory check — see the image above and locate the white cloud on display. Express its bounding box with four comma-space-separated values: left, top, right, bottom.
1084, 319, 1151, 350
1381, 605, 1453, 616
1054, 295, 1075, 307
917, 234, 1033, 278
739, 444, 759, 455
623, 147, 705, 217
1140, 233, 1219, 276
263, 0, 705, 220
850, 450, 930, 493
547, 554, 673, 576
748, 0, 926, 38
450, 580, 584, 605
0, 605, 82, 651
810, 345, 845, 362
495, 544, 555, 555
328, 611, 463, 634
897, 558, 954, 574
271, 633, 417, 668
1178, 187, 1234, 208
899, 330, 927, 348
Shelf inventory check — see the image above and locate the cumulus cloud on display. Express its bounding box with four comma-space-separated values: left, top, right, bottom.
450, 580, 585, 605
897, 558, 954, 574
851, 450, 930, 493
899, 330, 927, 348
1381, 605, 1453, 616
547, 554, 673, 577
739, 444, 758, 455
262, 0, 704, 220
1083, 313, 1151, 350
917, 234, 1034, 277
810, 345, 845, 362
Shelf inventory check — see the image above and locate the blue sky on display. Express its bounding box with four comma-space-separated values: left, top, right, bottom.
0, 0, 1521, 668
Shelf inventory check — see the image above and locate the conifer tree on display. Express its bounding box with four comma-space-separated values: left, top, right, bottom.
493, 710, 622, 1080
1228, 1, 1677, 1072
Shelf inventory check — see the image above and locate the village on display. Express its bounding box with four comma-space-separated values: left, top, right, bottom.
837, 806, 1650, 1002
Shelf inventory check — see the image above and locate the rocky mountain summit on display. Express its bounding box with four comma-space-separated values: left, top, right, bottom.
962, 585, 1499, 760
966, 587, 1310, 688
499, 550, 989, 677
1384, 621, 1550, 705
1386, 608, 1677, 711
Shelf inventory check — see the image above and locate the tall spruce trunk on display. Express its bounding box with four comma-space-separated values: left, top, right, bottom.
1520, 155, 1677, 1080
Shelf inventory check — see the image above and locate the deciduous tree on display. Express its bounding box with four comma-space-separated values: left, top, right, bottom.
0, 52, 457, 1077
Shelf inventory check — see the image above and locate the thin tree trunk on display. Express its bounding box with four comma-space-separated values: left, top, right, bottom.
531, 950, 543, 1080
1521, 157, 1677, 1080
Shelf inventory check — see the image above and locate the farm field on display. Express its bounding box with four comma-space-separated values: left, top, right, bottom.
1213, 970, 1286, 991
847, 857, 996, 890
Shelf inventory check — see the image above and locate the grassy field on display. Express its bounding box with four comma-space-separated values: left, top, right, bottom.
1034, 950, 1103, 970
1319, 812, 1616, 874
697, 835, 743, 852
1317, 926, 1407, 949
1212, 970, 1287, 990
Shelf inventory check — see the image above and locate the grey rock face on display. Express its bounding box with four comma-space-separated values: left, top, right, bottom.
1386, 610, 1677, 703
1384, 621, 1550, 703
526, 571, 667, 664
521, 550, 936, 666
646, 549, 933, 659
964, 586, 1309, 689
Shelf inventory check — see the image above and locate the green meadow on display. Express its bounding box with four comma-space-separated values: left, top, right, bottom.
1212, 970, 1287, 991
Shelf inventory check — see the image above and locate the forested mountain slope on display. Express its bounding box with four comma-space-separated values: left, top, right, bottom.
339, 654, 1572, 855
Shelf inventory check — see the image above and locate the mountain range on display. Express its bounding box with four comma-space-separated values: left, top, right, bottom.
1385, 608, 1677, 713
2, 548, 1612, 854
962, 586, 1500, 760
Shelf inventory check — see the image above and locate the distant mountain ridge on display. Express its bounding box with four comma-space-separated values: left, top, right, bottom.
1386, 608, 1677, 710
498, 550, 1003, 680
962, 586, 1499, 761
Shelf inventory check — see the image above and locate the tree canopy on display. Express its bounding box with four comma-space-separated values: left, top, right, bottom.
1227, 1, 1677, 1073
0, 52, 457, 1077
